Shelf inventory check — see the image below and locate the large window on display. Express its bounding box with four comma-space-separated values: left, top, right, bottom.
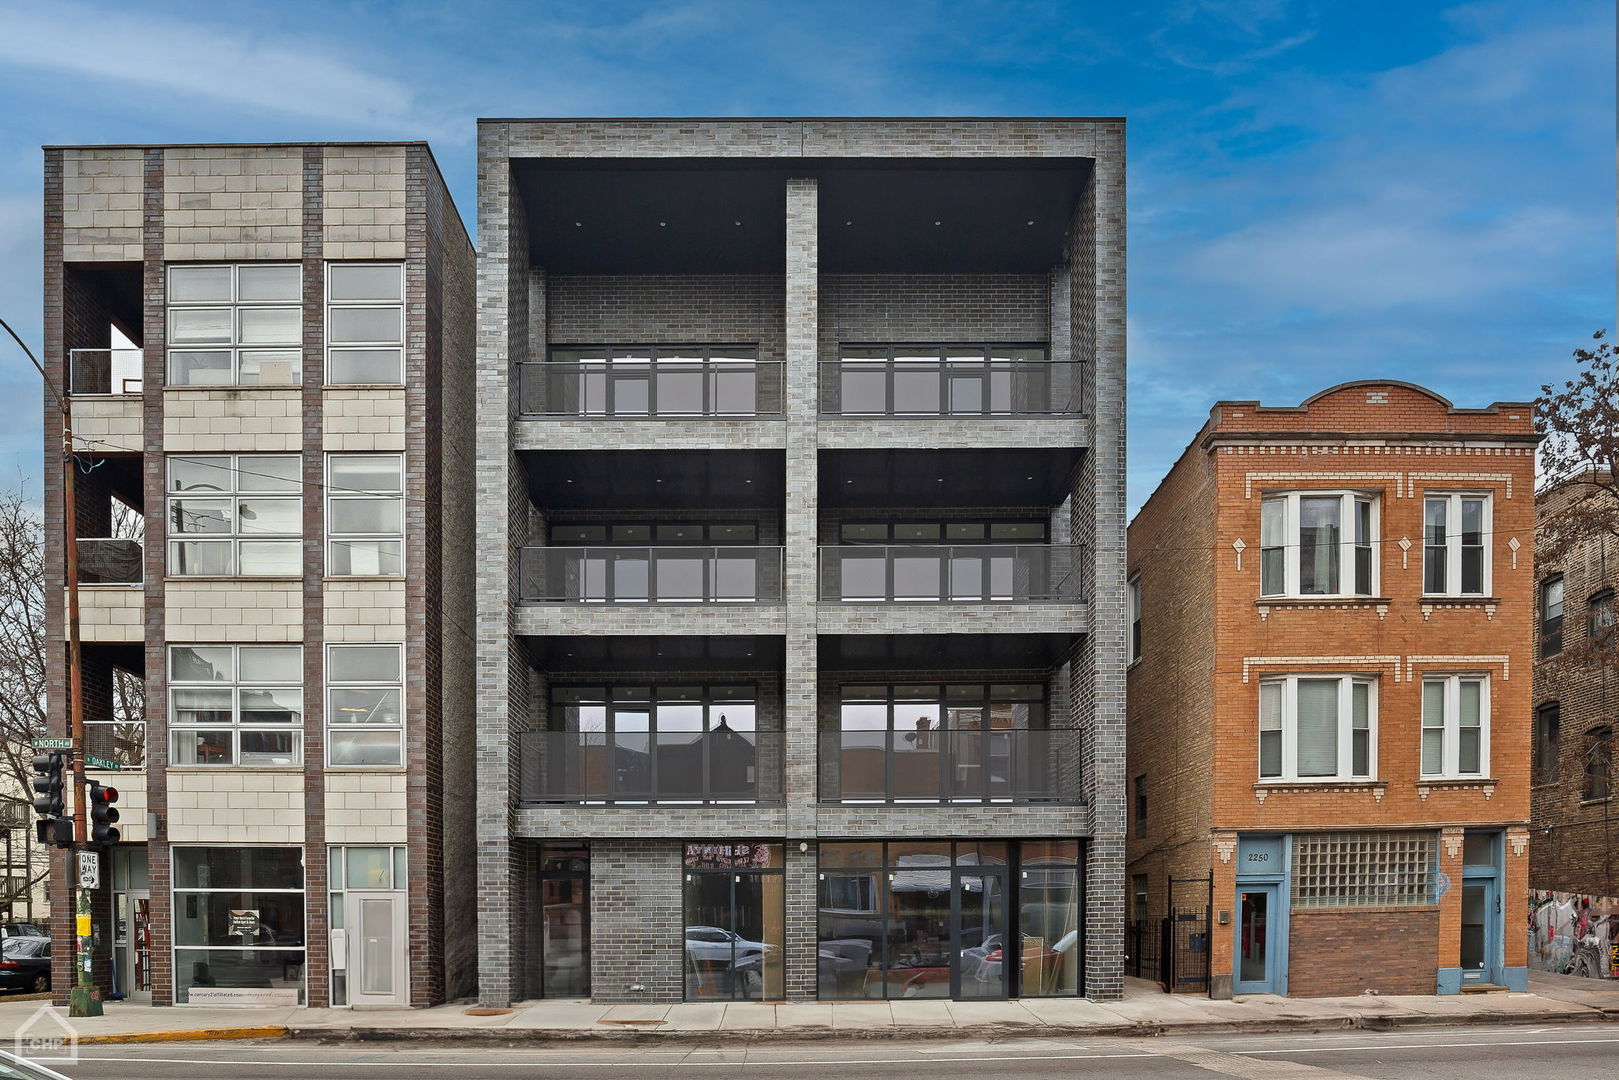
1586, 726, 1613, 802
169, 645, 301, 767
545, 345, 763, 416
1258, 675, 1375, 782
326, 644, 404, 767
1541, 576, 1565, 657
167, 264, 301, 386
167, 455, 301, 576
1292, 832, 1436, 908
172, 846, 305, 1005
1423, 494, 1490, 596
1420, 675, 1489, 778
326, 454, 403, 576
817, 840, 1081, 999
1259, 491, 1376, 597
538, 846, 590, 998
1534, 702, 1560, 785
828, 344, 1061, 416
326, 263, 404, 385
684, 843, 783, 1000
545, 685, 765, 804
828, 683, 1057, 804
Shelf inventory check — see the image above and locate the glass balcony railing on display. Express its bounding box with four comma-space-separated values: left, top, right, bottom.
77, 538, 144, 585
819, 545, 1081, 602
819, 357, 1081, 416
519, 546, 785, 603
518, 359, 785, 417
69, 349, 144, 396
519, 729, 784, 805
818, 727, 1081, 804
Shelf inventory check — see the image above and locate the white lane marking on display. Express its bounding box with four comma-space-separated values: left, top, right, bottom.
70, 1051, 1162, 1069
1238, 1036, 1619, 1055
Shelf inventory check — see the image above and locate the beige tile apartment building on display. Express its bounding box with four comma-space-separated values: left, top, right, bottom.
41, 142, 476, 1007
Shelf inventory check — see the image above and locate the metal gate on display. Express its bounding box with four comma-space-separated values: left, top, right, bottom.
1161, 875, 1212, 994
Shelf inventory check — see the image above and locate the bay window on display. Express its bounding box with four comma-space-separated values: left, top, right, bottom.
1423, 494, 1490, 596
1259, 491, 1376, 597
1420, 674, 1489, 778
1258, 675, 1375, 781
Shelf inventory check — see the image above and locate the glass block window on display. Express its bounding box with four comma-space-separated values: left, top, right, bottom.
1291, 831, 1437, 909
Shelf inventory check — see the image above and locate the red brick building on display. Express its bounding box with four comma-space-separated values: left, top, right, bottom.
1529, 471, 1619, 980
1127, 381, 1537, 997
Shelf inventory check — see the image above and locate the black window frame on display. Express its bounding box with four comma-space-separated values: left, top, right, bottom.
1589, 589, 1617, 653
1585, 725, 1613, 802
828, 342, 1058, 417
543, 343, 764, 417
1541, 575, 1565, 657
1533, 702, 1560, 786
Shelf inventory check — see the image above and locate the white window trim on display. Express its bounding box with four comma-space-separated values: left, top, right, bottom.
1127, 574, 1142, 664
167, 644, 304, 768
1259, 490, 1379, 599
166, 453, 302, 578
166, 263, 302, 387
1420, 674, 1491, 779
1258, 674, 1378, 782
325, 642, 406, 769
325, 453, 406, 578
1422, 492, 1493, 597
324, 262, 405, 387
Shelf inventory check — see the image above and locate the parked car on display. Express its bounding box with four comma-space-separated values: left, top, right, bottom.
0, 924, 47, 940
0, 1048, 75, 1080
0, 938, 51, 994
683, 925, 777, 967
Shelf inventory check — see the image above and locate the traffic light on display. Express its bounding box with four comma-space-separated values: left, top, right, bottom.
30, 752, 73, 848
86, 780, 119, 849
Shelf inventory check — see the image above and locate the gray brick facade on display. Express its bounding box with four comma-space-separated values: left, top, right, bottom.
474, 117, 1126, 1008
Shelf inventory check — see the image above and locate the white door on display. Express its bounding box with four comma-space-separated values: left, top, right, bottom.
344, 892, 408, 1006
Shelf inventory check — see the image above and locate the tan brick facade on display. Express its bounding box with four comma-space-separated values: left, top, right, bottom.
1128, 381, 1537, 997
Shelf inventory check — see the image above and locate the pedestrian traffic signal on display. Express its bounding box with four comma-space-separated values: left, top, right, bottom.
86, 780, 119, 848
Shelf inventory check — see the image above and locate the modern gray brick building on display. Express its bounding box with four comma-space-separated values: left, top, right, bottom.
474, 118, 1127, 1005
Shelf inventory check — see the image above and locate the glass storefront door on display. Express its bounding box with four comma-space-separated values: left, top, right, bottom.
683, 843, 784, 1000
540, 846, 590, 998
953, 867, 1008, 999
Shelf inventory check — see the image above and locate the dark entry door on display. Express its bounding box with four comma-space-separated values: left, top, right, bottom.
952, 866, 1009, 999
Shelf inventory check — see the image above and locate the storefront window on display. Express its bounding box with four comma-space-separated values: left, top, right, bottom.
540, 845, 590, 998
817, 840, 1081, 999
683, 842, 783, 1000
172, 846, 305, 1005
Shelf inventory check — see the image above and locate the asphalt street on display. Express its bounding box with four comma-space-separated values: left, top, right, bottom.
30, 1022, 1619, 1079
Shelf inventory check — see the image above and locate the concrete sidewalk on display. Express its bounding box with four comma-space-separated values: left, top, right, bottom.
2, 973, 1615, 1045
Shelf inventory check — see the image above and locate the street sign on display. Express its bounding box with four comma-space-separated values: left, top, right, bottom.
76, 852, 99, 890
83, 755, 120, 772
32, 739, 73, 749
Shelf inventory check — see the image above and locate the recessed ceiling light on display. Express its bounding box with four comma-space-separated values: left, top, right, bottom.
658, 221, 667, 227
844, 220, 853, 226
573, 221, 582, 227
1026, 220, 1034, 226
734, 220, 742, 226
933, 220, 942, 226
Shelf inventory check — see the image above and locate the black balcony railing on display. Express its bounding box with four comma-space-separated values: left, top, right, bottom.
818, 727, 1081, 804
519, 729, 784, 805
519, 359, 785, 417
819, 357, 1081, 416
819, 544, 1081, 602
519, 546, 784, 604
69, 349, 144, 396
77, 538, 144, 585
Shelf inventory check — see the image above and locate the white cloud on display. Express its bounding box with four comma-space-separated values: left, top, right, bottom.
0, 3, 429, 132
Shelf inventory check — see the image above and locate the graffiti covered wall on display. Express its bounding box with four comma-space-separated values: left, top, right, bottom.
1529, 890, 1619, 979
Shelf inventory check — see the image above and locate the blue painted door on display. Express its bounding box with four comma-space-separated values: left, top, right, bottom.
1234, 884, 1282, 994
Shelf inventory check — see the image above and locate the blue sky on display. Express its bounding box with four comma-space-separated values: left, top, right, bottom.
0, 0, 1611, 509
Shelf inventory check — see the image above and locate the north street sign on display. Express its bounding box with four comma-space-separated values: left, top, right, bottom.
31, 739, 73, 749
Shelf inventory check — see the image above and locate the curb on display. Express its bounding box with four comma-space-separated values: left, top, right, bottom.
282, 1006, 1616, 1045
77, 1025, 290, 1045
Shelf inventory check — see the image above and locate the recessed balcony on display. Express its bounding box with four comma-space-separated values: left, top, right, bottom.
818, 726, 1080, 805
818, 349, 1081, 417
69, 348, 144, 396
77, 537, 143, 585
519, 353, 784, 418
518, 728, 784, 806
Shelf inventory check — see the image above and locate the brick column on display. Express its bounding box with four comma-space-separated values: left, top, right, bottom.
1436, 826, 1464, 990
782, 178, 820, 999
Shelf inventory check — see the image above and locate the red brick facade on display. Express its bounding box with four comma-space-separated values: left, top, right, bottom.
1128, 381, 1538, 996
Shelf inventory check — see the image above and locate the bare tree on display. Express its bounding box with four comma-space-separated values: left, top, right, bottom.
1537, 331, 1619, 557
0, 487, 51, 909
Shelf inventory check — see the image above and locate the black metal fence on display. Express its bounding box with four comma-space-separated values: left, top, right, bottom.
1163, 905, 1211, 994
